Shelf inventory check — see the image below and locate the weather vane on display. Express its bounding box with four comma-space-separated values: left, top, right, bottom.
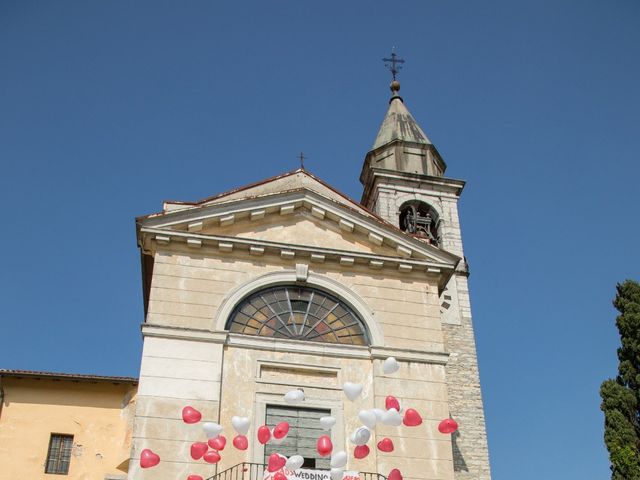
383, 48, 405, 81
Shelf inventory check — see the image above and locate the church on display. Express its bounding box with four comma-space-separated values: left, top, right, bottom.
129, 69, 491, 480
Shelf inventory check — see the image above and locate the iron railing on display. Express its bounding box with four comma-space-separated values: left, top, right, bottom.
207, 462, 386, 480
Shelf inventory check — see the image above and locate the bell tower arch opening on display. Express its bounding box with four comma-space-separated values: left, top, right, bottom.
398, 200, 441, 246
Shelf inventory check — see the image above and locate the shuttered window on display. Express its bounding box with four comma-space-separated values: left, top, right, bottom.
264, 406, 331, 469
45, 433, 73, 474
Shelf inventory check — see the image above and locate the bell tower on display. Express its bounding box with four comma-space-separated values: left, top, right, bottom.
360, 61, 492, 480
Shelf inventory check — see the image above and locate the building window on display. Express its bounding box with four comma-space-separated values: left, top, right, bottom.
227, 285, 369, 345
45, 434, 73, 475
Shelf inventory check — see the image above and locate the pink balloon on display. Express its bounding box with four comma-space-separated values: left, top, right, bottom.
316, 435, 333, 457
208, 435, 227, 451
203, 450, 221, 464
273, 421, 290, 439
258, 425, 271, 444
377, 437, 394, 453
188, 476, 204, 480
182, 406, 202, 424
438, 418, 459, 434
140, 448, 160, 468
233, 435, 248, 451
388, 469, 402, 480
402, 408, 423, 427
190, 442, 208, 460
353, 445, 370, 459
268, 453, 287, 472
274, 472, 287, 480
385, 396, 400, 411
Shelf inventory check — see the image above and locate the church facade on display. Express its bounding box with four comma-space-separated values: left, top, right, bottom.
129, 80, 491, 480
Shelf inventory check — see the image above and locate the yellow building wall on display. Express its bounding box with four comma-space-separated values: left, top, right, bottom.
0, 377, 136, 479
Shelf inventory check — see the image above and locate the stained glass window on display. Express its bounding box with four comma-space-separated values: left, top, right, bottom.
227, 286, 368, 345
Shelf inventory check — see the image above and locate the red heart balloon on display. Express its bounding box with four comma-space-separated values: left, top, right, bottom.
274, 472, 287, 480
403, 408, 422, 427
273, 421, 290, 439
257, 425, 271, 444
233, 435, 249, 451
316, 435, 333, 457
140, 448, 160, 468
353, 445, 370, 459
190, 442, 208, 460
377, 437, 394, 453
203, 450, 221, 464
268, 453, 287, 472
182, 406, 202, 424
385, 396, 401, 412
208, 435, 227, 451
188, 476, 204, 480
438, 418, 459, 434
388, 469, 402, 480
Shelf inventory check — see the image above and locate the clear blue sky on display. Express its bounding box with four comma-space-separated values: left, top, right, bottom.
1, 1, 638, 479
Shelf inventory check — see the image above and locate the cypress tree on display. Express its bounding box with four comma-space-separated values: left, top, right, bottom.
600, 280, 640, 479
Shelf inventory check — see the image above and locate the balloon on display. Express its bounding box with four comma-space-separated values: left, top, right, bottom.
381, 408, 402, 426
331, 468, 344, 480
342, 382, 363, 401
385, 396, 401, 412
232, 435, 248, 450
403, 408, 423, 427
208, 435, 226, 451
358, 409, 377, 429
353, 445, 370, 459
270, 429, 285, 445
284, 389, 305, 404
330, 451, 347, 468
317, 435, 333, 456
382, 357, 400, 374
203, 450, 221, 464
349, 427, 371, 446
320, 416, 336, 430
273, 421, 290, 439
202, 422, 223, 438
388, 469, 402, 480
274, 473, 288, 480
188, 476, 204, 480
372, 408, 385, 422
257, 425, 271, 444
377, 438, 394, 453
232, 416, 250, 435
286, 455, 305, 470
438, 418, 459, 434
140, 449, 160, 468
268, 453, 287, 472
182, 406, 202, 424
190, 442, 208, 460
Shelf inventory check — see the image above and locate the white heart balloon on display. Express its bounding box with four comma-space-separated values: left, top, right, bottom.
231, 416, 250, 435
382, 356, 400, 375
349, 426, 371, 445
358, 409, 377, 429
284, 389, 305, 404
330, 451, 348, 468
286, 455, 304, 470
382, 408, 402, 426
202, 422, 223, 438
330, 468, 344, 480
342, 382, 363, 401
320, 416, 336, 430
372, 408, 385, 422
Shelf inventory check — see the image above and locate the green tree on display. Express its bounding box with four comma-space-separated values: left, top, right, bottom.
601, 280, 640, 480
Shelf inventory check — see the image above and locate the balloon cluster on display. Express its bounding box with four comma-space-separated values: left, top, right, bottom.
139, 359, 459, 480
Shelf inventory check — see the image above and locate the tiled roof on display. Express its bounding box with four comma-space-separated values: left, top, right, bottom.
0, 369, 138, 385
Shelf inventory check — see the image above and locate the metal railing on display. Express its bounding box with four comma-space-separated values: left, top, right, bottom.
207, 462, 386, 480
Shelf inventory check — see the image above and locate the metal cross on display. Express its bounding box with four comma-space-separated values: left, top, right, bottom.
299, 152, 306, 169
383, 49, 405, 81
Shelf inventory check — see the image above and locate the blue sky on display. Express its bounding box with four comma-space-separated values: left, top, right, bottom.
1, 1, 638, 479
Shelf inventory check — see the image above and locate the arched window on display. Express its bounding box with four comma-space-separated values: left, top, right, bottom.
227, 285, 369, 345
399, 200, 441, 246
